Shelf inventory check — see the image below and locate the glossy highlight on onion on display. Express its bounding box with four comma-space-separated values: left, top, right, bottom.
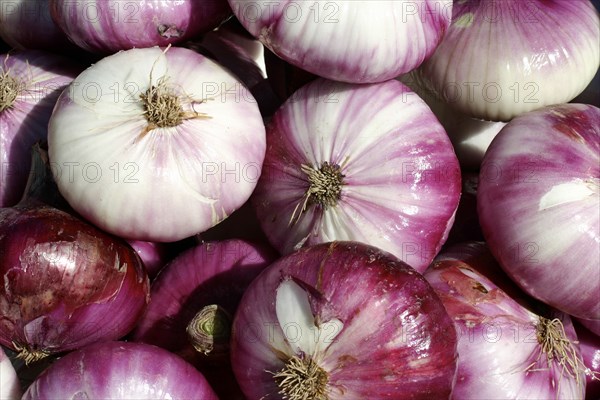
231, 241, 458, 399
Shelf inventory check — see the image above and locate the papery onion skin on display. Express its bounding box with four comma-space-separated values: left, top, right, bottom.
424, 242, 585, 399
131, 239, 277, 399
251, 78, 461, 273
231, 241, 458, 399
48, 46, 266, 242
0, 202, 150, 359
49, 0, 232, 54
419, 0, 600, 121
477, 103, 600, 320
22, 341, 218, 400
228, 0, 453, 83
0, 50, 82, 207
0, 346, 21, 400
0, 0, 76, 52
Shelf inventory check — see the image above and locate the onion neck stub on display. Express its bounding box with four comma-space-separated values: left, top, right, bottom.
186, 304, 232, 358
0, 70, 21, 112
273, 354, 329, 400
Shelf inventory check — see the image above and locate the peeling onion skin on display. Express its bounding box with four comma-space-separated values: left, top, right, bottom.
131, 239, 277, 399
228, 0, 453, 83
0, 205, 150, 360
48, 46, 267, 242
0, 50, 82, 208
231, 241, 458, 399
251, 78, 461, 273
477, 104, 600, 320
21, 341, 219, 400
419, 0, 600, 121
49, 0, 232, 54
424, 243, 585, 399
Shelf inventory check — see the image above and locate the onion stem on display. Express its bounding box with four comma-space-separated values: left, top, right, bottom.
0, 68, 21, 113
533, 317, 586, 390
186, 304, 232, 357
273, 354, 329, 400
290, 162, 345, 225
12, 341, 49, 365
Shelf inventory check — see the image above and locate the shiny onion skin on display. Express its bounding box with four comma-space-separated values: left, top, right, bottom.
228, 0, 452, 83
477, 104, 600, 321
425, 242, 585, 399
22, 341, 219, 399
0, 147, 150, 362
48, 46, 266, 242
132, 239, 277, 399
0, 50, 82, 207
251, 78, 461, 273
231, 241, 458, 399
419, 0, 600, 121
49, 0, 232, 54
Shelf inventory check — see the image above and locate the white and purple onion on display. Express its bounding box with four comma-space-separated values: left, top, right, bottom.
419, 0, 600, 121
251, 78, 461, 272
49, 0, 232, 54
229, 0, 453, 83
48, 46, 266, 242
477, 103, 600, 321
231, 241, 458, 399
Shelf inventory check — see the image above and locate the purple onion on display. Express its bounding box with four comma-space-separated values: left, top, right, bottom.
49, 0, 232, 54
419, 0, 600, 121
231, 241, 458, 399
126, 240, 170, 279
132, 239, 277, 399
22, 341, 218, 399
228, 0, 453, 83
0, 50, 82, 207
251, 78, 461, 273
477, 103, 600, 321
424, 242, 586, 399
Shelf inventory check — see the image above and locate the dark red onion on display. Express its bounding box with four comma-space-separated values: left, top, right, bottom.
132, 239, 277, 399
22, 341, 218, 399
231, 241, 458, 399
0, 145, 150, 363
424, 242, 586, 399
0, 50, 82, 207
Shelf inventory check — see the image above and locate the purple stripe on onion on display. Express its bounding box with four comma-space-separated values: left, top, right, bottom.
477, 103, 600, 321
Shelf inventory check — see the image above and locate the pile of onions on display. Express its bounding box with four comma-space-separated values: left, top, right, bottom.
22, 341, 218, 399
424, 242, 586, 398
0, 145, 150, 362
477, 103, 599, 321
0, 50, 82, 207
251, 78, 461, 272
49, 0, 232, 54
229, 0, 453, 83
132, 239, 277, 399
48, 46, 266, 242
231, 241, 458, 399
419, 0, 600, 121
